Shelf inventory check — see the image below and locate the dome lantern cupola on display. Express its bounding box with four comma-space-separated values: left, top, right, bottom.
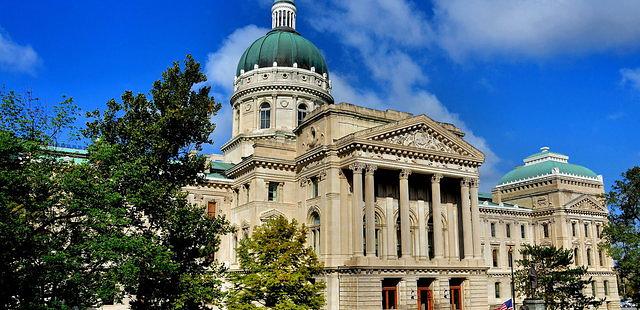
272, 0, 297, 30
224, 0, 333, 164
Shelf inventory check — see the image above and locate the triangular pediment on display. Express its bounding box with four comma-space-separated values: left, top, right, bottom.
353, 115, 484, 160
565, 195, 606, 212
259, 209, 286, 223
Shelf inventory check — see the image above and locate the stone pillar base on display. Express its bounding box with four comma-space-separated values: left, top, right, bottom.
522, 298, 545, 310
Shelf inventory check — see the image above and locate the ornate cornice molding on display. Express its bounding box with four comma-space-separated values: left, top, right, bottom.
226, 155, 296, 178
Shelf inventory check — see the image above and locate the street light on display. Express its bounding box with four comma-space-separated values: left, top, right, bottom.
508, 245, 516, 309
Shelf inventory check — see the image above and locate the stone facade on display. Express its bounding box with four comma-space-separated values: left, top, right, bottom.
194, 1, 621, 309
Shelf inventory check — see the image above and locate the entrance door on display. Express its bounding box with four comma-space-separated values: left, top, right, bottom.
450, 285, 463, 310
417, 287, 433, 310
382, 279, 399, 310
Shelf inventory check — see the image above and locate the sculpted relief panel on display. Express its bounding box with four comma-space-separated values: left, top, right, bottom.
382, 129, 458, 154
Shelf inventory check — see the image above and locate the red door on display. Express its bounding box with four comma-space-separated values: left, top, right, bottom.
417, 287, 433, 310
450, 285, 463, 310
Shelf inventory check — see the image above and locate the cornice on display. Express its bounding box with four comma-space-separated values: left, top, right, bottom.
231, 83, 333, 104
226, 155, 296, 178
336, 138, 483, 168
221, 132, 296, 152
480, 206, 532, 217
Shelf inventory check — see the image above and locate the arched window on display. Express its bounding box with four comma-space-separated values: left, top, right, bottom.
260, 102, 271, 129
297, 103, 308, 125
309, 212, 320, 253
363, 213, 383, 257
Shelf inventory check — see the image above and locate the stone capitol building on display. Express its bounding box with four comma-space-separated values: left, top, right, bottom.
183, 1, 621, 309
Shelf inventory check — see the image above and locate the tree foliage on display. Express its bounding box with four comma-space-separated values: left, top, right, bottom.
0, 55, 232, 309
83, 55, 232, 309
603, 166, 640, 303
515, 244, 602, 310
227, 216, 325, 310
0, 90, 124, 309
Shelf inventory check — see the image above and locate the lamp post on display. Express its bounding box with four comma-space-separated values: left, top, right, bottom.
508, 245, 516, 309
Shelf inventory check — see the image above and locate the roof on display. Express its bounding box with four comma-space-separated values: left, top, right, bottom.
210, 161, 234, 171
236, 29, 329, 77
498, 147, 600, 186
206, 161, 234, 181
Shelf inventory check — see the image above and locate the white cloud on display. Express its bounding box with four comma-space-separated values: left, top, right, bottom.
204, 25, 269, 148
621, 67, 640, 90
0, 28, 40, 74
308, 0, 502, 190
432, 0, 640, 60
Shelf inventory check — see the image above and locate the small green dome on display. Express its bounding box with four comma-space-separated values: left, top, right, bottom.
498, 148, 599, 186
236, 29, 329, 77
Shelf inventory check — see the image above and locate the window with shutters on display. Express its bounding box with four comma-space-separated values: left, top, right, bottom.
207, 201, 217, 218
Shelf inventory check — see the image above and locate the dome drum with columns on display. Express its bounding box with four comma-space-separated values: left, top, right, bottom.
225, 0, 333, 164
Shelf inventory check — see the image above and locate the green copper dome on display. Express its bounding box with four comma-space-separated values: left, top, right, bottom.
236, 29, 329, 77
497, 148, 599, 186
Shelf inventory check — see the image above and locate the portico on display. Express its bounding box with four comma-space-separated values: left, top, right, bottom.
346, 161, 483, 264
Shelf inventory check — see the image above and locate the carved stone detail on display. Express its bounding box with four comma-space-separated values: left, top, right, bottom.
400, 169, 412, 179
431, 174, 443, 184
365, 164, 377, 175
383, 128, 458, 154
349, 162, 365, 174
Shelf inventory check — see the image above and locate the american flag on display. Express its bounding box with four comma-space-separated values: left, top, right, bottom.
496, 299, 514, 310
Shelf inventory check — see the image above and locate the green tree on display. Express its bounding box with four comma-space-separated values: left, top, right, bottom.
0, 90, 132, 309
84, 55, 232, 309
227, 216, 325, 310
515, 244, 602, 310
602, 166, 640, 304
0, 55, 232, 309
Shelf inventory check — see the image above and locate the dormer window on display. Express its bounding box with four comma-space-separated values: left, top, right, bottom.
260, 102, 271, 129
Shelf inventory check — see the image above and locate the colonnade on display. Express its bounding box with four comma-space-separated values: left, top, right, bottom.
349, 163, 482, 261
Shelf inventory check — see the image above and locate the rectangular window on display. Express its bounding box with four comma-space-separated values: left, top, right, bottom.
584, 223, 590, 238
491, 223, 496, 237
572, 222, 577, 237
574, 248, 580, 265
311, 177, 319, 198
543, 223, 550, 238
207, 201, 217, 218
597, 224, 601, 239
587, 249, 592, 266
599, 249, 604, 266
521, 224, 526, 239
604, 280, 609, 296
495, 282, 501, 299
382, 279, 399, 310
591, 282, 597, 297
492, 248, 499, 267
506, 224, 511, 238
268, 182, 278, 202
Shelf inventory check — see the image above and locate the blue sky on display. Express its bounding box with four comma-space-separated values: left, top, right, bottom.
1, 0, 639, 191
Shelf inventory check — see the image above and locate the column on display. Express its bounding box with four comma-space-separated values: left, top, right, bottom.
365, 164, 377, 257
417, 200, 428, 260
399, 169, 412, 257
431, 174, 444, 260
470, 179, 482, 259
350, 163, 364, 257
385, 197, 397, 259
461, 178, 473, 259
